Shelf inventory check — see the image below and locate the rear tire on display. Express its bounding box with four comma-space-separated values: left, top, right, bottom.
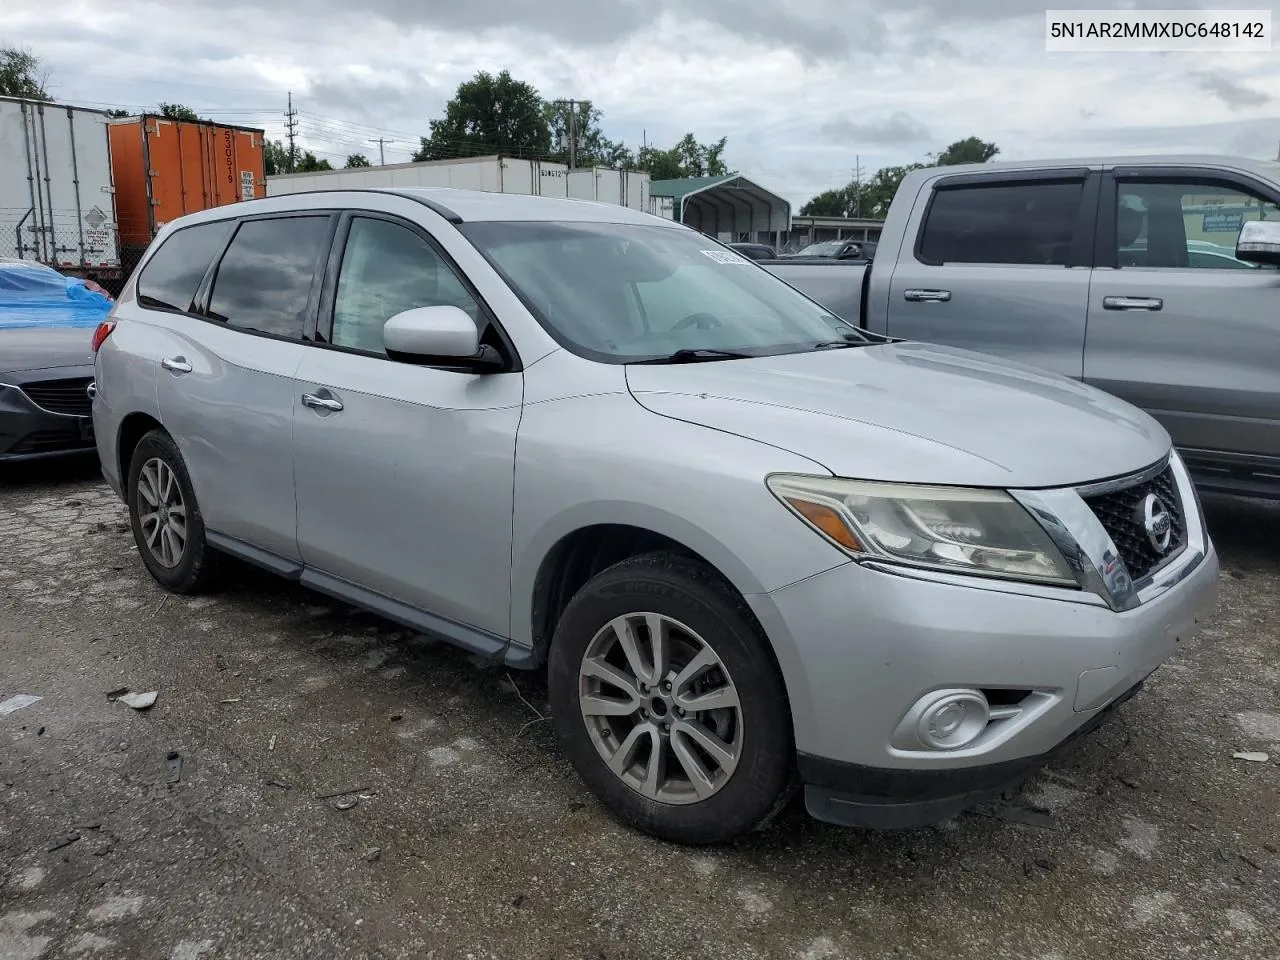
126, 429, 219, 594
548, 553, 794, 845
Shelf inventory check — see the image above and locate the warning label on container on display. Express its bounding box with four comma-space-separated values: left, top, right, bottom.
240, 171, 254, 201
84, 206, 112, 252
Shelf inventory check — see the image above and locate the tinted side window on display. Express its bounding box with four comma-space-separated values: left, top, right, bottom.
1116, 180, 1279, 269
331, 217, 482, 354
919, 182, 1084, 266
136, 221, 234, 312
207, 217, 329, 338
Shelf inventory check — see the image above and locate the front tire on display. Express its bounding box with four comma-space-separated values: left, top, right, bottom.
548, 553, 794, 845
126, 429, 219, 594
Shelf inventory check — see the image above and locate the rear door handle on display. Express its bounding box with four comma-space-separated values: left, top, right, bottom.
904, 289, 952, 303
1102, 296, 1163, 311
301, 392, 344, 413
160, 356, 192, 374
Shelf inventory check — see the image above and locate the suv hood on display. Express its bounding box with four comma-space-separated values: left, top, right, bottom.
626, 342, 1169, 489
0, 326, 95, 376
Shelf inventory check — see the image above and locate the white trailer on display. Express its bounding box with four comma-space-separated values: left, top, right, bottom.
267, 155, 651, 213
0, 97, 120, 279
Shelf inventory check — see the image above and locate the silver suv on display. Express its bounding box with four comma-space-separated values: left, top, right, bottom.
91, 189, 1219, 844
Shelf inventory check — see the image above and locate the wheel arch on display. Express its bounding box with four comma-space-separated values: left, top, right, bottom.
116, 411, 165, 488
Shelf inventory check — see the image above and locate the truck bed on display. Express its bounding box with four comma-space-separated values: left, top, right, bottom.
760, 259, 869, 326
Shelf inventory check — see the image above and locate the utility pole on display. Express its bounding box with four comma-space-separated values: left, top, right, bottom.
853, 154, 864, 219
284, 92, 298, 173
369, 138, 394, 165
552, 98, 579, 168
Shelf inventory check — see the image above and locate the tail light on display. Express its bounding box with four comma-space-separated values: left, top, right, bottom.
91, 320, 117, 353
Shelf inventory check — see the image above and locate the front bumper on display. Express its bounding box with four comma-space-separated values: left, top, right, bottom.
748, 459, 1220, 829
0, 378, 97, 462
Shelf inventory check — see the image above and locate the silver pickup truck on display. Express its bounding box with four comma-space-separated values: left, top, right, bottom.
765, 155, 1280, 500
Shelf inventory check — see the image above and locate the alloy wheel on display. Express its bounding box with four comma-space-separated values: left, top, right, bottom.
136, 457, 187, 569
578, 612, 744, 804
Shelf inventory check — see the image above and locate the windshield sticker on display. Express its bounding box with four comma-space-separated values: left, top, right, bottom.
700, 249, 749, 264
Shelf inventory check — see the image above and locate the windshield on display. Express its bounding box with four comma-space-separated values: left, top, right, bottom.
459, 221, 865, 362
796, 241, 842, 257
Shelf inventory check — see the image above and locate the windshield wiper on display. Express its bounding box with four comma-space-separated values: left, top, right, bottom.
809, 339, 872, 350
633, 348, 753, 364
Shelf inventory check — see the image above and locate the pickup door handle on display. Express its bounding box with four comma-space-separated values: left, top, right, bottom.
1103, 296, 1163, 311
904, 289, 952, 303
301, 392, 344, 413
160, 356, 192, 374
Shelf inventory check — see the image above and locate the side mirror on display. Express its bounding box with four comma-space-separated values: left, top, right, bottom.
383, 305, 499, 369
1236, 220, 1280, 267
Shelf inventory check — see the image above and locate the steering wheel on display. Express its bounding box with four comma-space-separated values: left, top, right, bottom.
673, 311, 722, 331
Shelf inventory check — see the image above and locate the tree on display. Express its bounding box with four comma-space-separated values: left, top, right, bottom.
635, 134, 730, 180
542, 99, 631, 168
297, 151, 332, 172
414, 70, 550, 162
158, 102, 201, 121
0, 45, 49, 99
264, 139, 291, 176
934, 137, 999, 166
799, 187, 855, 218
345, 153, 371, 168
105, 109, 132, 119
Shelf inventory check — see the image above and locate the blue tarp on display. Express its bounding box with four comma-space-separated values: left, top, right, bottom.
0, 260, 113, 330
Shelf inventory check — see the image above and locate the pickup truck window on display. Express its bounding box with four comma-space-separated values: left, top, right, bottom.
918, 181, 1084, 266
460, 220, 865, 363
1116, 181, 1280, 270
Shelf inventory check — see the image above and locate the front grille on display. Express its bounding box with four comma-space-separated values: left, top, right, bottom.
9, 427, 92, 455
20, 377, 94, 417
1082, 465, 1185, 581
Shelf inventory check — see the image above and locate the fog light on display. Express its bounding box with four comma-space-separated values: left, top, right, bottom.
916, 689, 990, 750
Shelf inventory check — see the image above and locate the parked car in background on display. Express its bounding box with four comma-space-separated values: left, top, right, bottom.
1, 259, 112, 461
784, 239, 876, 261
93, 189, 1216, 845
766, 155, 1280, 500
727, 242, 777, 261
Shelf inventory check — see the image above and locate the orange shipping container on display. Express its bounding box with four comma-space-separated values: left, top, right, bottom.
109, 116, 266, 250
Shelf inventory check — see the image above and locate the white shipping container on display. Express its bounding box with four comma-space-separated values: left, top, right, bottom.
267, 155, 651, 213
0, 96, 120, 276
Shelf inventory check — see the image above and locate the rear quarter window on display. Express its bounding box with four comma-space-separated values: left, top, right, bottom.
136, 221, 235, 312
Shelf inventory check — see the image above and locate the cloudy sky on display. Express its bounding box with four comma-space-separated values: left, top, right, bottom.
7, 0, 1279, 206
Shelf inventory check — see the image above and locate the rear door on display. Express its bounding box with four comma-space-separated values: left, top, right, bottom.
1085, 167, 1280, 473
147, 213, 334, 559
885, 169, 1098, 378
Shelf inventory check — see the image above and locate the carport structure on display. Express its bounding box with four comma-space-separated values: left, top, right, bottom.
649, 175, 791, 249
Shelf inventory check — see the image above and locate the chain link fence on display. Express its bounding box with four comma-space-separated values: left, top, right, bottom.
0, 210, 155, 297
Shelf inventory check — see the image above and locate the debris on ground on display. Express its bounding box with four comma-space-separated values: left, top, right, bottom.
104, 687, 130, 701
364, 848, 381, 862
334, 796, 359, 811
390, 713, 403, 722
219, 698, 241, 704
48, 832, 80, 852
267, 779, 291, 789
118, 691, 158, 710
0, 694, 43, 716
316, 786, 369, 800
166, 751, 183, 784
268, 735, 277, 751
1232, 751, 1270, 762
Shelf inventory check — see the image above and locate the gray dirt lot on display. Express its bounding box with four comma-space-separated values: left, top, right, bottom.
1, 458, 1277, 960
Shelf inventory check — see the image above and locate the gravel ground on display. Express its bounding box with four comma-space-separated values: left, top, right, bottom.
2, 456, 1277, 960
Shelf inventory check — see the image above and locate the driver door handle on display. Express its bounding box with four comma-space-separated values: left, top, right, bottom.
301, 392, 343, 412
161, 356, 192, 374
904, 289, 951, 303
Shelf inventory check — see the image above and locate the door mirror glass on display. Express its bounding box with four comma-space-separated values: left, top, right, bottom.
1236, 219, 1280, 267
383, 305, 480, 359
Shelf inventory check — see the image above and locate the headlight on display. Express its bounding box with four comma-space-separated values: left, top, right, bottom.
767, 474, 1078, 587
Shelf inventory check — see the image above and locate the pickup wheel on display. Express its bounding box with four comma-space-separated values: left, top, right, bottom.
126, 429, 219, 594
548, 553, 794, 845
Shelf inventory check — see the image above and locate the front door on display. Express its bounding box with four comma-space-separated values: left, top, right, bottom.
292, 212, 523, 638
1085, 170, 1280, 467
885, 172, 1097, 379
